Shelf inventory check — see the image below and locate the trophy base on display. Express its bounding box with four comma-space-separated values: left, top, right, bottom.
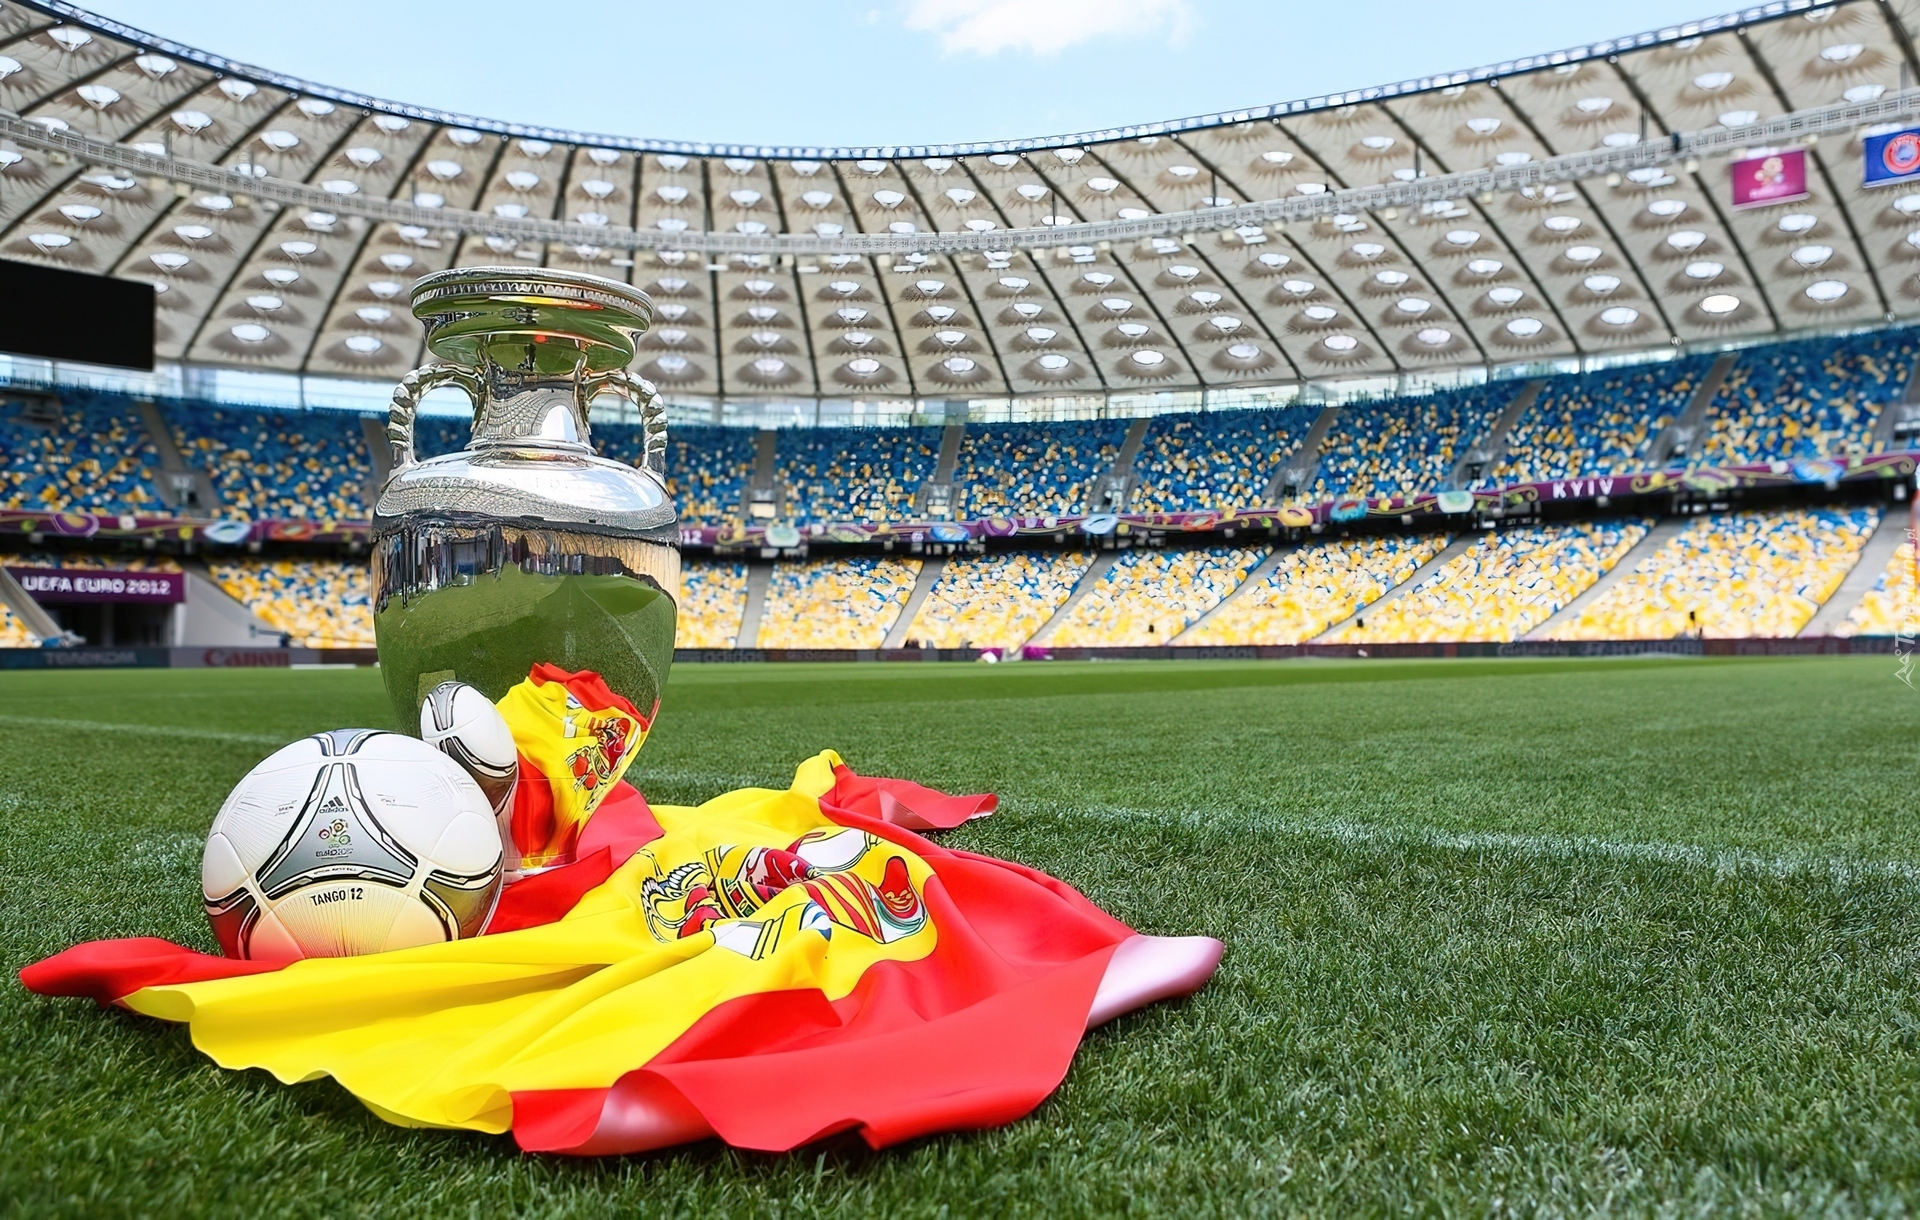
375, 566, 676, 734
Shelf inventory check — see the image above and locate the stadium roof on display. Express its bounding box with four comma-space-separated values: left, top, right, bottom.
2, 0, 1920, 399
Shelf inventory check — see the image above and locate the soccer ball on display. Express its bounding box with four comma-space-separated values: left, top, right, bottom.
201, 729, 504, 962
418, 680, 521, 872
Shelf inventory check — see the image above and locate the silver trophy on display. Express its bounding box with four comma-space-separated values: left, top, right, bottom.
370, 267, 679, 733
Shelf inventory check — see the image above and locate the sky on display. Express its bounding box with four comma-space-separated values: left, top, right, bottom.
85, 0, 1719, 149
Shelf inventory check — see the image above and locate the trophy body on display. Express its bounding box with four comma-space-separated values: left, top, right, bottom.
370, 268, 678, 733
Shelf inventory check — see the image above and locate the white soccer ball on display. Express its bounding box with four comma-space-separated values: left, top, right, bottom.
419, 680, 521, 872
201, 729, 504, 962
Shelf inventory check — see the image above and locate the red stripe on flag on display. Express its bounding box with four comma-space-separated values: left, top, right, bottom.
487, 783, 662, 934
529, 662, 648, 727
826, 764, 995, 830
511, 844, 1133, 1155
19, 937, 276, 1004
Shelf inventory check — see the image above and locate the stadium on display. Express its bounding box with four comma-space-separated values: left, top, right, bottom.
4, 0, 1920, 1213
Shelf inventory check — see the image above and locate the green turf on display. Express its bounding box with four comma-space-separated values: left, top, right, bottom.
3, 656, 1918, 1216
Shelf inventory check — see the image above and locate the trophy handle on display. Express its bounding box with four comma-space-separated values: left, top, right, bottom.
386, 364, 481, 483
585, 369, 667, 478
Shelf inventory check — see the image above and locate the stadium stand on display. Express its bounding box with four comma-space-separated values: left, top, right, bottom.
7, 320, 1918, 535
1050, 546, 1267, 646
904, 552, 1094, 649
1702, 332, 1919, 466
642, 423, 757, 527
756, 557, 920, 649
1328, 522, 1648, 643
166, 404, 374, 522
0, 602, 36, 647
1308, 386, 1507, 501
954, 421, 1130, 517
3, 332, 1918, 655
780, 427, 942, 524
1542, 508, 1878, 640
1486, 356, 1714, 484
410, 414, 472, 462
1841, 539, 1915, 637
1130, 406, 1320, 512
0, 0, 1903, 418
1, 391, 166, 514
208, 558, 375, 647
678, 560, 750, 648
1182, 534, 1450, 645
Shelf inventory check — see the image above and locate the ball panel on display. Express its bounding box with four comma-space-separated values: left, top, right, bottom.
256, 762, 417, 897
313, 728, 387, 756
423, 869, 503, 940
421, 683, 518, 778
203, 888, 256, 960
201, 831, 250, 897
267, 880, 416, 959
381, 897, 454, 953
352, 747, 490, 859
245, 906, 304, 964
209, 762, 326, 873
426, 810, 507, 876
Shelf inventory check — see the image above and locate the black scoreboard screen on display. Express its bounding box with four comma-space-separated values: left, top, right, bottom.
0, 258, 155, 371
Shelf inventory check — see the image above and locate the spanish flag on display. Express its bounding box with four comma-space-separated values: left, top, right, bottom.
499, 663, 650, 872
22, 753, 1221, 1154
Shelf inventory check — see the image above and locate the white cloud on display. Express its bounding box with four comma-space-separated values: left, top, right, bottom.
903, 0, 1192, 56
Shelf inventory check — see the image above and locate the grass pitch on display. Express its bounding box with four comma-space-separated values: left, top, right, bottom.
2, 656, 1918, 1216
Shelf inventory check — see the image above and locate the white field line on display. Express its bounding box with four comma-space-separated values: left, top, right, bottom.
9, 713, 1913, 889
0, 713, 766, 792
1008, 796, 1920, 889
0, 713, 288, 747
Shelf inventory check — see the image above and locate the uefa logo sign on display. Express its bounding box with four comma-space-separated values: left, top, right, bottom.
1884, 132, 1920, 176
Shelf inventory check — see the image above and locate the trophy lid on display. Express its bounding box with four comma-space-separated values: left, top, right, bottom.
410, 267, 654, 377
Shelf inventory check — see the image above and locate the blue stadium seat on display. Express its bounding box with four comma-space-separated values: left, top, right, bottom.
955, 420, 1129, 517
0, 389, 166, 514
778, 427, 942, 524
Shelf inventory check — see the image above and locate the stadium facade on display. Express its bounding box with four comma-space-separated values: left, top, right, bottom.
0, 0, 1915, 413
0, 0, 1916, 660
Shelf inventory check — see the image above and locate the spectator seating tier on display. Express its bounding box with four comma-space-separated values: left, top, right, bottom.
0, 601, 36, 646
1130, 406, 1320, 513
1183, 534, 1450, 646
209, 558, 375, 648
1329, 522, 1649, 644
1542, 508, 1877, 640
1488, 356, 1714, 485
1049, 546, 1267, 646
1841, 539, 1915, 637
677, 561, 749, 648
954, 420, 1129, 517
779, 427, 942, 525
1, 391, 166, 514
167, 404, 374, 522
757, 557, 920, 649
905, 552, 1093, 649
1703, 332, 1919, 466
1308, 384, 1508, 501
